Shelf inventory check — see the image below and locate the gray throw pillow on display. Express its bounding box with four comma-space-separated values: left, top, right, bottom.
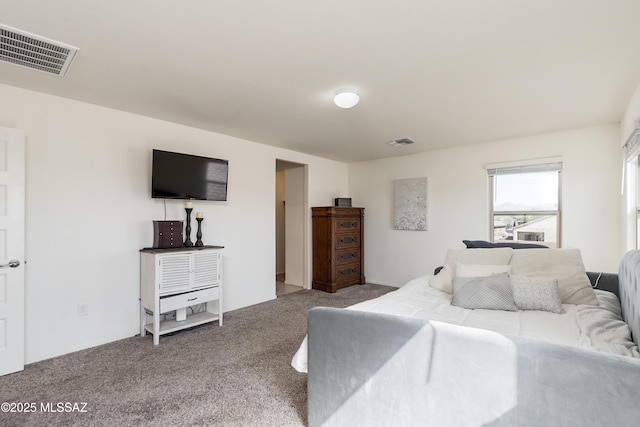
452, 273, 518, 311
511, 275, 565, 314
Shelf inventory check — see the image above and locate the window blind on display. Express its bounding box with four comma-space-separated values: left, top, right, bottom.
485, 157, 563, 176
624, 124, 640, 161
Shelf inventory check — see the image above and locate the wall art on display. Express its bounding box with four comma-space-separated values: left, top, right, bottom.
394, 177, 428, 231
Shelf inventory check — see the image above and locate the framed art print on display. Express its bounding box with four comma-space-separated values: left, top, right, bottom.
394, 177, 428, 231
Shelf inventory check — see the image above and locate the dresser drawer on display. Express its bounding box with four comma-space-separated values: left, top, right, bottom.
334, 217, 361, 233
335, 248, 360, 265
335, 263, 361, 283
336, 233, 360, 249
160, 286, 219, 313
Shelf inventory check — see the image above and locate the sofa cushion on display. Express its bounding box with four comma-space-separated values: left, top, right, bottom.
509, 248, 598, 306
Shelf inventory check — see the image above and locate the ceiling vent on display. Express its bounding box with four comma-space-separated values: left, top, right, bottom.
388, 138, 415, 147
0, 24, 79, 76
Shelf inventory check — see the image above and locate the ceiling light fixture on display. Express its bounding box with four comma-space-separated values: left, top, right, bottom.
333, 90, 360, 109
388, 138, 415, 147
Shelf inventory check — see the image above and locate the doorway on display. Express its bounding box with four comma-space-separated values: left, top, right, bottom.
275, 160, 308, 296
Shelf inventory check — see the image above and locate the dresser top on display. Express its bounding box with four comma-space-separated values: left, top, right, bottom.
311, 206, 364, 217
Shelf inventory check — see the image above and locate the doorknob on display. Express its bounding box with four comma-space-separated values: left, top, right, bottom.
0, 259, 20, 268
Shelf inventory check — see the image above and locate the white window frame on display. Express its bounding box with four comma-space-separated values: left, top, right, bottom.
625, 122, 640, 249
486, 157, 562, 247
636, 157, 640, 249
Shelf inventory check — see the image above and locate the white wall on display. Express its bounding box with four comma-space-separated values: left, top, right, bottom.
0, 83, 348, 363
350, 125, 622, 287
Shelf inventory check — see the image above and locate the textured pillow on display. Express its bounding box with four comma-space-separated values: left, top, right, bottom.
429, 248, 514, 293
456, 263, 511, 278
451, 273, 518, 311
463, 239, 549, 249
509, 249, 598, 306
511, 275, 565, 314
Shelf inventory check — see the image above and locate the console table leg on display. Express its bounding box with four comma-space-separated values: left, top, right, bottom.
140, 307, 145, 337
219, 298, 223, 326
153, 314, 160, 345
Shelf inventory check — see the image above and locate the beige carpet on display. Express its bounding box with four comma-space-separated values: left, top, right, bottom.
0, 284, 394, 426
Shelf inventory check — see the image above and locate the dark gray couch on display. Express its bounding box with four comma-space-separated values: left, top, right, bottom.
307, 250, 640, 426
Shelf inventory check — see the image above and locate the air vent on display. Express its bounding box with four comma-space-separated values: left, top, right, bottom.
0, 24, 78, 76
388, 138, 415, 147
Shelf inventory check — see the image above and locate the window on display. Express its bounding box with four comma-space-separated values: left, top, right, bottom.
624, 124, 640, 249
486, 158, 562, 248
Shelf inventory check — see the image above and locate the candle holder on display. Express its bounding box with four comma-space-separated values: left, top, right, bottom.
184, 208, 193, 247
195, 217, 204, 247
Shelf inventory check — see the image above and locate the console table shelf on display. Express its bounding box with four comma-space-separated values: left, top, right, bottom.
143, 311, 220, 336
140, 246, 224, 345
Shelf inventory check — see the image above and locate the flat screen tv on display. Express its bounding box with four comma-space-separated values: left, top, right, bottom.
152, 149, 229, 201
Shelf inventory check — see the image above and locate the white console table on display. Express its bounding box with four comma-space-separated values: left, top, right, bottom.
140, 245, 223, 345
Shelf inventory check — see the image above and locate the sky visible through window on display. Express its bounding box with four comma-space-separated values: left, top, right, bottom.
494, 171, 558, 211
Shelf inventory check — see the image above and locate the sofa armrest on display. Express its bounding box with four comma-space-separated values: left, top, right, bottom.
307, 307, 640, 427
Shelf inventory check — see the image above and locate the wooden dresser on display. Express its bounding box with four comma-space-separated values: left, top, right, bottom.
312, 207, 365, 293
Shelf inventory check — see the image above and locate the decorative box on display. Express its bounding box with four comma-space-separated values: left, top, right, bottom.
334, 198, 352, 207
152, 220, 184, 249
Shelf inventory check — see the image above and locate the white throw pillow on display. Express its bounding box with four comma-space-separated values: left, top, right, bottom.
509, 248, 598, 306
511, 275, 565, 314
429, 248, 514, 294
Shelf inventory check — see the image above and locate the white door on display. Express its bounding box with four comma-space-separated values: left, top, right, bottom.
0, 127, 25, 376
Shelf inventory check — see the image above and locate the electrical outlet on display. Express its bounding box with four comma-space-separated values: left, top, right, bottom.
77, 303, 88, 316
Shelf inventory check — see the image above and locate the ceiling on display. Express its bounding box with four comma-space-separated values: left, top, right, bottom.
2, 1, 640, 163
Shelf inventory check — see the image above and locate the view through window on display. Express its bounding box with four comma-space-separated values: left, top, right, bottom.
487, 160, 561, 248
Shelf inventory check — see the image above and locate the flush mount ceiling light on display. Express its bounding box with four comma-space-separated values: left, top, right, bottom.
388, 138, 415, 147
333, 90, 360, 109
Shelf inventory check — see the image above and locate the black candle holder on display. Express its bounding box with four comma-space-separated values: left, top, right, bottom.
195, 217, 204, 247
184, 208, 193, 247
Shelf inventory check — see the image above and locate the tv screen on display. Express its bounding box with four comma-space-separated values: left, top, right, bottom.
152, 149, 228, 201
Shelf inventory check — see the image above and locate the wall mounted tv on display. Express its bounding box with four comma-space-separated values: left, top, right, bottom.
151, 149, 229, 201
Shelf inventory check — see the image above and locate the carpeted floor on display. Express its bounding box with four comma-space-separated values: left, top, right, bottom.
0, 284, 395, 426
